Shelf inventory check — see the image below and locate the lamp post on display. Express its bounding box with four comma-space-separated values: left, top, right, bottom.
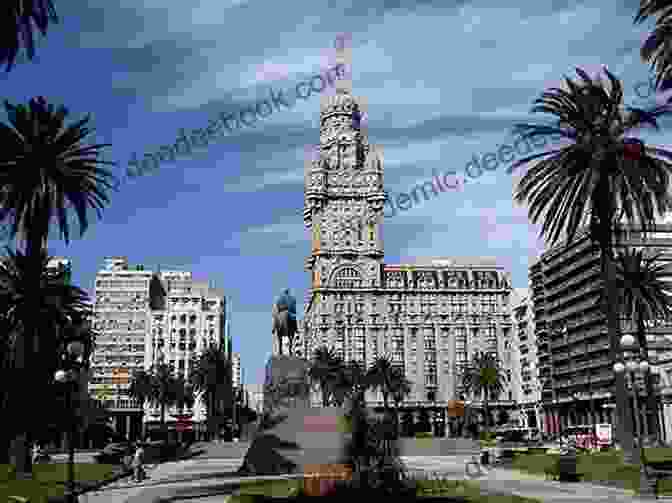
613, 333, 655, 498
54, 340, 85, 503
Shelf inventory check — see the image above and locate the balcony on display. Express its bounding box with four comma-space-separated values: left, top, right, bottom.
547, 299, 601, 324
554, 351, 570, 361
543, 245, 598, 279
544, 265, 601, 300
545, 283, 601, 312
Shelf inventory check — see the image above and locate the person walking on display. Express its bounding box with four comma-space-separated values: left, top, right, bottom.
132, 442, 145, 483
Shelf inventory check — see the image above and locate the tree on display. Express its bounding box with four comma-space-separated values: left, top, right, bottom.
392, 367, 413, 436
0, 248, 92, 472
189, 345, 232, 439
173, 376, 195, 413
370, 361, 411, 439
635, 0, 672, 91
0, 96, 115, 477
149, 363, 182, 436
611, 247, 672, 441
366, 356, 396, 412
508, 67, 672, 461
460, 352, 505, 433
129, 363, 184, 438
497, 409, 511, 427
1, 1, 59, 72
308, 345, 342, 407
128, 368, 154, 415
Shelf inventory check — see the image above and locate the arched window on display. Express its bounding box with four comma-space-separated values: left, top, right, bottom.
332, 267, 363, 289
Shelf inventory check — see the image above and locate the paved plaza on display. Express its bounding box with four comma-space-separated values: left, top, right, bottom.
75, 441, 655, 503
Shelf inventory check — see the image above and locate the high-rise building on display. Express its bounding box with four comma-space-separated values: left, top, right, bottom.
531, 225, 672, 436
300, 51, 514, 432
509, 288, 542, 430
89, 257, 155, 440
244, 383, 264, 416
232, 353, 241, 389
147, 270, 227, 437
89, 257, 228, 440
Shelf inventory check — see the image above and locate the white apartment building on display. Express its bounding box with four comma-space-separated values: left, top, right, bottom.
147, 270, 228, 437
244, 383, 264, 415
510, 288, 542, 431
89, 257, 154, 440
232, 353, 241, 389
89, 257, 230, 440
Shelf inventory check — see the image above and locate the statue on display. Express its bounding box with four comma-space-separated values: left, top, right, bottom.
272, 289, 298, 356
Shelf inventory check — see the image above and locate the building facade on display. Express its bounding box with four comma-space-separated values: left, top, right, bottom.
509, 288, 542, 431
89, 257, 153, 440
147, 270, 228, 437
232, 352, 241, 389
531, 225, 672, 437
300, 65, 514, 433
89, 257, 229, 440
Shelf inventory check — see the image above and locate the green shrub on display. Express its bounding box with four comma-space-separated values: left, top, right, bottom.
414, 431, 433, 439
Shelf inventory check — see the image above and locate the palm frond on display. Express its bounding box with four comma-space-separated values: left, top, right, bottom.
510, 67, 672, 248
635, 0, 672, 91
0, 1, 58, 72
0, 97, 117, 247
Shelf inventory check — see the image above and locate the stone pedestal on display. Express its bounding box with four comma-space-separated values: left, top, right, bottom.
239, 356, 351, 478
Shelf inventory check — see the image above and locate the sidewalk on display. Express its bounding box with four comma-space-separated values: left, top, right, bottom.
474, 466, 651, 503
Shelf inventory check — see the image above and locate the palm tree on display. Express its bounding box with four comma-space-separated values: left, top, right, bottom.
460, 352, 506, 434
390, 368, 412, 438
173, 376, 195, 413
0, 248, 92, 471
189, 345, 232, 439
128, 368, 154, 413
128, 364, 184, 438
612, 247, 672, 442
150, 363, 183, 436
308, 345, 342, 407
0, 96, 115, 477
366, 355, 396, 413
1, 1, 59, 71
635, 0, 672, 91
508, 67, 672, 459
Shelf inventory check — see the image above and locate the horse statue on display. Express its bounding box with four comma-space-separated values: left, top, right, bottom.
272, 289, 297, 356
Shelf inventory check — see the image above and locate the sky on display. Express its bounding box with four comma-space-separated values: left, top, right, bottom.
2, 0, 671, 387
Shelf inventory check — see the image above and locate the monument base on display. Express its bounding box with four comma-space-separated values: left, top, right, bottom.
239, 356, 351, 477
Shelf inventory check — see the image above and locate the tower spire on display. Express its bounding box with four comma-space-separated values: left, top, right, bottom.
334, 33, 352, 95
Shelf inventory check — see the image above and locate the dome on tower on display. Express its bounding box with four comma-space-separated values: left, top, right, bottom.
320, 91, 360, 120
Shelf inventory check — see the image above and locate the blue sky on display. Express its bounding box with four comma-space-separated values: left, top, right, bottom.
2, 0, 671, 386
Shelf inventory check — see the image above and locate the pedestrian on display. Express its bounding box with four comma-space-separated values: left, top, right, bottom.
132, 442, 145, 482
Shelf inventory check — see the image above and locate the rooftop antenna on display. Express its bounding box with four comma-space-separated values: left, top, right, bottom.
334, 32, 352, 95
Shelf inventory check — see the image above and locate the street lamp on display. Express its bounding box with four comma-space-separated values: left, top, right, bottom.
613, 333, 655, 498
54, 340, 85, 503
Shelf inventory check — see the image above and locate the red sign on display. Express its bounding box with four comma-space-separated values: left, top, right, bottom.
175, 423, 193, 432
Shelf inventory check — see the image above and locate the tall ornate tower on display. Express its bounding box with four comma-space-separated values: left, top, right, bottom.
303, 44, 386, 299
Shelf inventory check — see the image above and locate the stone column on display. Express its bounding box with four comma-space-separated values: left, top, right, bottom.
126, 415, 132, 440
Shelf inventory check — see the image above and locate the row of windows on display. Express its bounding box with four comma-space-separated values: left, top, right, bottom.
95, 344, 145, 352
96, 281, 148, 288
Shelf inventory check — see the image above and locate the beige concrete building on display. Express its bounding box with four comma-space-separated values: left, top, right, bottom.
299, 61, 514, 434
232, 352, 241, 389
531, 225, 672, 436
89, 257, 230, 440
509, 288, 542, 430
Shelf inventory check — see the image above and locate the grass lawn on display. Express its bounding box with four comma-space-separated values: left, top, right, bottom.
227, 477, 541, 503
510, 449, 672, 495
0, 464, 119, 503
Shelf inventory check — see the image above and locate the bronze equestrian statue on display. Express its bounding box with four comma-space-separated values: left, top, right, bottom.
272, 289, 297, 356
